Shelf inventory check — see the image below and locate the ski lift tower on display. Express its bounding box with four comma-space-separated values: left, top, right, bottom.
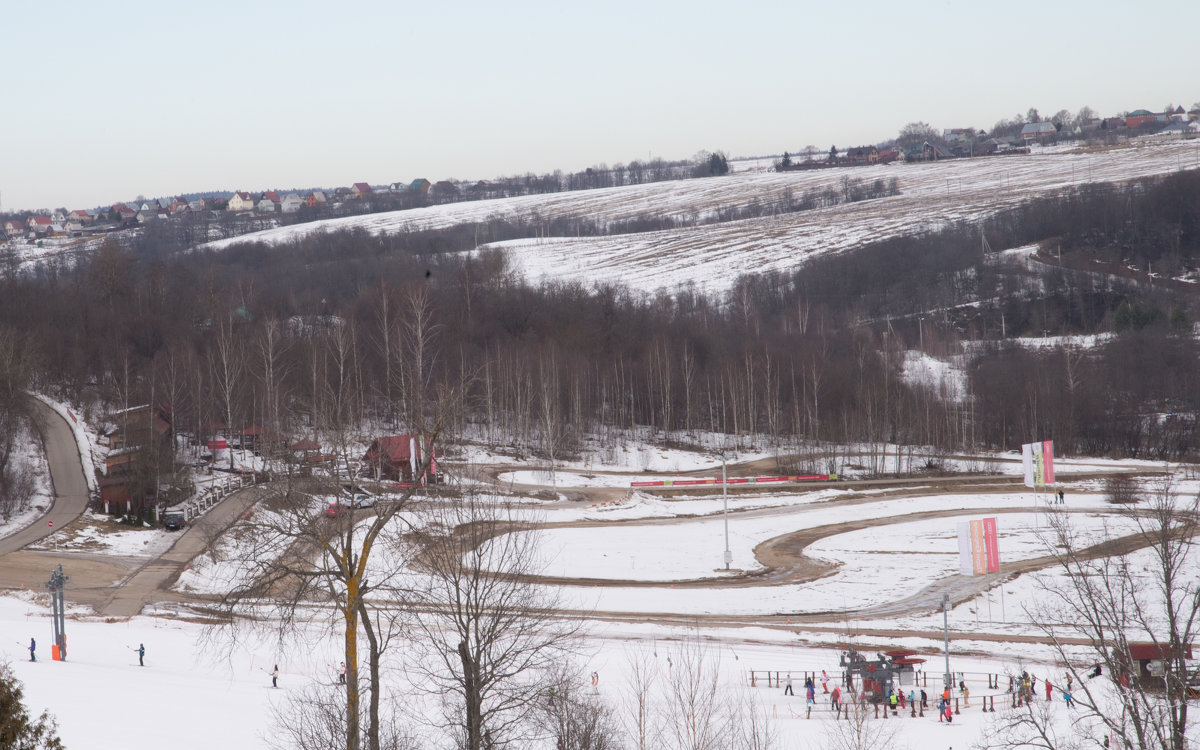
45, 565, 68, 661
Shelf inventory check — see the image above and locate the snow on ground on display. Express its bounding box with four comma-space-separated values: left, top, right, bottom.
203, 140, 1200, 295
1, 590, 1138, 750
900, 349, 968, 401
24, 510, 179, 557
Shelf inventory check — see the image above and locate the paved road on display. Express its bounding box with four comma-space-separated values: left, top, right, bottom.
99, 484, 275, 617
0, 397, 92, 555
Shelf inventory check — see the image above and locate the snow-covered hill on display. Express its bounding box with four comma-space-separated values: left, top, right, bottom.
205, 140, 1200, 294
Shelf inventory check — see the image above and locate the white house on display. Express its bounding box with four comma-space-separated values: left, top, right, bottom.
281, 193, 304, 213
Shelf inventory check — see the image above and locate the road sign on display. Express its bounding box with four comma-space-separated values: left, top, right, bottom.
48, 520, 53, 529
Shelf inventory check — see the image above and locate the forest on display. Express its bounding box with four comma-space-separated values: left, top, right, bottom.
1, 168, 1199, 512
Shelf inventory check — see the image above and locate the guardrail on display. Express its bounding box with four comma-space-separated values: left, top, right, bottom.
167, 473, 259, 523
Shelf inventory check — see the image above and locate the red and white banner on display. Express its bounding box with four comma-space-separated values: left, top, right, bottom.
1022, 440, 1055, 488
983, 516, 1000, 572
630, 474, 836, 488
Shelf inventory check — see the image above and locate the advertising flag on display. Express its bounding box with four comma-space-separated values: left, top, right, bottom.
983, 517, 999, 572
1040, 440, 1054, 485
1023, 440, 1055, 488
970, 519, 986, 574
957, 522, 973, 576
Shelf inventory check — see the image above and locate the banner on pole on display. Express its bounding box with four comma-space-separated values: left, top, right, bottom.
957, 517, 1001, 576
983, 516, 999, 572
1022, 440, 1055, 488
957, 522, 973, 576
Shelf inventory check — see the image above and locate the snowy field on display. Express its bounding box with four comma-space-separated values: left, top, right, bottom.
204, 140, 1200, 294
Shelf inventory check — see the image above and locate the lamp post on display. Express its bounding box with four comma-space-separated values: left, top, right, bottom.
942, 593, 952, 691
722, 452, 732, 570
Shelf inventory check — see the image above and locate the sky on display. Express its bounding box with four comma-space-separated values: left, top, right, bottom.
2, 0, 1198, 212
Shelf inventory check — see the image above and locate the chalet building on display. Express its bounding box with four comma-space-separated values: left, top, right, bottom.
362, 434, 439, 483
351, 182, 373, 197
67, 209, 92, 223
305, 191, 327, 207
3, 219, 26, 237
408, 178, 431, 194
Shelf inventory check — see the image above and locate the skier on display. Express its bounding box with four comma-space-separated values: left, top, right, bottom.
1045, 678, 1053, 701
1089, 663, 1102, 680
338, 662, 346, 684
1063, 689, 1074, 709
28, 637, 35, 662
783, 673, 793, 696
806, 681, 816, 717
821, 669, 830, 693
137, 643, 145, 667
830, 685, 842, 717
920, 688, 928, 708
591, 671, 599, 687
270, 664, 279, 688
1058, 488, 1065, 505
908, 689, 916, 710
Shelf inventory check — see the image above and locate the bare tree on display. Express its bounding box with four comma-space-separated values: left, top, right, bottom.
406, 487, 577, 750
622, 647, 662, 750
268, 683, 418, 750
536, 663, 623, 750
663, 636, 725, 750
1020, 484, 1200, 750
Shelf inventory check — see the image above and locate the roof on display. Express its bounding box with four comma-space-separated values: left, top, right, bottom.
364, 434, 437, 463
291, 439, 321, 451
28, 216, 52, 225
352, 182, 372, 193
1128, 109, 1153, 116
1020, 122, 1057, 135
1128, 642, 1193, 661
409, 178, 430, 190
262, 191, 280, 202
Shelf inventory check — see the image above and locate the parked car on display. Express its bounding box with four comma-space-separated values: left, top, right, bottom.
164, 507, 187, 531
326, 500, 349, 518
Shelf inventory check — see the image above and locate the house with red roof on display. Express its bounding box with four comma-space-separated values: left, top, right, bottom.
362, 434, 439, 483
351, 182, 373, 198
3, 219, 26, 237
27, 216, 53, 233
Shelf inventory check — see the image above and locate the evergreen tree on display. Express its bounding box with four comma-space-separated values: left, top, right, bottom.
0, 662, 64, 749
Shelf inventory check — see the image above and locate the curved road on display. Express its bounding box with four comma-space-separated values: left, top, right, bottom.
0, 397, 92, 555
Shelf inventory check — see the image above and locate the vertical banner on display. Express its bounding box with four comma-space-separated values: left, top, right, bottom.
982, 517, 999, 572
957, 522, 973, 576
1022, 443, 1035, 488
970, 519, 987, 574
1040, 440, 1055, 485
1023, 440, 1055, 488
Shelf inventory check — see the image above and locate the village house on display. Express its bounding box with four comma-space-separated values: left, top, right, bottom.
845, 146, 879, 166
305, 191, 327, 207
351, 182, 373, 198
256, 196, 277, 212
4, 219, 26, 237
1125, 109, 1157, 128
1020, 121, 1058, 141
409, 178, 431, 194
281, 193, 304, 213
27, 216, 53, 233
227, 191, 256, 212
67, 209, 92, 223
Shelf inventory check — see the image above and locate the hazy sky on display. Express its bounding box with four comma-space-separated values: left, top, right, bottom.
3, 0, 1197, 211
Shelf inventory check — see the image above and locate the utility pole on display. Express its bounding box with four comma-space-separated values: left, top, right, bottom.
722, 452, 732, 570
